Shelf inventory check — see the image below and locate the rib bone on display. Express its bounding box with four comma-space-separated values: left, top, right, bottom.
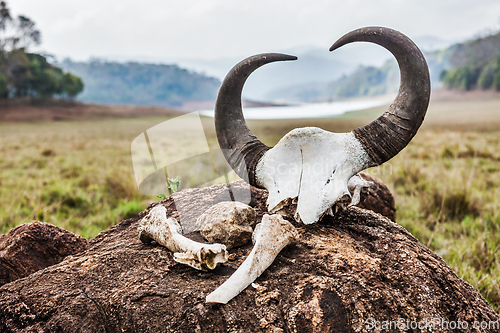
138, 206, 228, 270
206, 214, 298, 304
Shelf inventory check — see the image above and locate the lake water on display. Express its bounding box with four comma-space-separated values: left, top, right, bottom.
199, 99, 389, 120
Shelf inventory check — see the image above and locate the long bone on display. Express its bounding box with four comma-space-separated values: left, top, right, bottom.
215, 27, 430, 224
138, 206, 228, 270
206, 214, 297, 304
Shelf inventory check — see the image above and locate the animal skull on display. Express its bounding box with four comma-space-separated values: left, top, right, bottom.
256, 128, 372, 224
215, 27, 430, 224
205, 27, 430, 303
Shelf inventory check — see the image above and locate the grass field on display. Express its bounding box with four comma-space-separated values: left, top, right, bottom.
0, 91, 499, 311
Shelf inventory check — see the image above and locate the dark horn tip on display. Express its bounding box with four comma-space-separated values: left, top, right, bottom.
260, 53, 298, 62
329, 26, 399, 52
329, 40, 345, 52
284, 55, 298, 61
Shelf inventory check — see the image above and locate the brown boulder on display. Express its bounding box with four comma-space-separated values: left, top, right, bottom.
0, 182, 497, 332
0, 221, 88, 286
357, 171, 396, 221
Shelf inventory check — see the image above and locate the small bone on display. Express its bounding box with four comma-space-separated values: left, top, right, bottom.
138, 206, 228, 270
206, 214, 298, 304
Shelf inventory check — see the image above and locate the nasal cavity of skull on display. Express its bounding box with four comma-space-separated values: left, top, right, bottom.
325, 168, 337, 186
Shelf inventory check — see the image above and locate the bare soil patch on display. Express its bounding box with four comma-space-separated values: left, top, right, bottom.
0, 100, 183, 122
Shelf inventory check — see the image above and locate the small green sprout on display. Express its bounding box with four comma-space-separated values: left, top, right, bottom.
167, 176, 181, 193
156, 176, 181, 199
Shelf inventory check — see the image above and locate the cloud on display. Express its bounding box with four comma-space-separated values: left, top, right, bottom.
10, 0, 500, 61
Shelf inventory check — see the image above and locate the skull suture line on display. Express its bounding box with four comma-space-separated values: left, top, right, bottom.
204, 27, 430, 304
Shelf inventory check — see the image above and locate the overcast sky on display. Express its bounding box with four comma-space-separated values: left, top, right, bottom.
9, 0, 500, 62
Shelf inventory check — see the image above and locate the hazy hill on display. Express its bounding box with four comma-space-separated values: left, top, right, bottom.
264, 36, 466, 103
440, 31, 500, 91
265, 50, 450, 103
165, 35, 455, 101
59, 59, 221, 108
56, 34, 463, 107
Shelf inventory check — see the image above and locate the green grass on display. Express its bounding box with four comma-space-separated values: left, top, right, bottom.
368, 130, 500, 310
0, 119, 161, 238
0, 95, 499, 311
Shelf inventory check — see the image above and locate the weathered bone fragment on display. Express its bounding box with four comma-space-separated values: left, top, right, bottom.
196, 201, 257, 250
319, 173, 375, 217
347, 173, 375, 207
138, 206, 228, 270
214, 27, 430, 224
206, 214, 298, 304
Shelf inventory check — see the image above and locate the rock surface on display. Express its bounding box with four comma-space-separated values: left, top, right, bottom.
0, 221, 88, 287
356, 172, 396, 222
0, 181, 498, 332
198, 201, 257, 250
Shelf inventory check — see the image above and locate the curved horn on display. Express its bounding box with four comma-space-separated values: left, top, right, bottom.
215, 53, 297, 186
330, 27, 430, 166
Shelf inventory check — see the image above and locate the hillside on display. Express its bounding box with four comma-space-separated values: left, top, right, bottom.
266, 45, 452, 102
59, 60, 221, 108
265, 48, 451, 103
55, 32, 500, 106
440, 31, 500, 91
266, 32, 500, 103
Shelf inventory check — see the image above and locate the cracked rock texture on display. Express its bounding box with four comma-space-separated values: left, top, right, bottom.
0, 180, 498, 332
0, 221, 88, 286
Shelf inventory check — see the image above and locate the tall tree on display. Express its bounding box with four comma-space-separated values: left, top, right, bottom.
13, 15, 41, 50
0, 2, 41, 52
61, 72, 84, 99
0, 1, 83, 100
0, 1, 11, 95
0, 1, 11, 31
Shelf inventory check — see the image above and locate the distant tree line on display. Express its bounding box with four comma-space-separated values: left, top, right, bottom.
0, 1, 83, 100
264, 59, 401, 103
328, 60, 400, 99
440, 31, 500, 91
60, 59, 220, 108
440, 56, 500, 91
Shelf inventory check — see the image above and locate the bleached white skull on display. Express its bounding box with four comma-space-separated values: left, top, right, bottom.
215, 27, 430, 224
205, 26, 431, 304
